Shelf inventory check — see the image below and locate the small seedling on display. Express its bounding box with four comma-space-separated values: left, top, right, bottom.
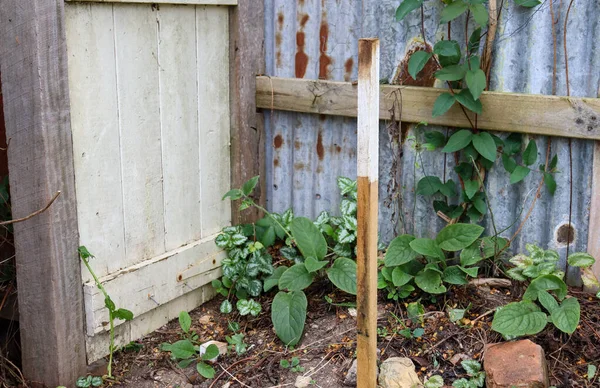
280, 357, 305, 373
226, 333, 248, 355
452, 359, 485, 388
75, 376, 103, 388
424, 375, 444, 388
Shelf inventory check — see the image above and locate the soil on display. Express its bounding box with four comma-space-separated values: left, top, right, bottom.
102, 279, 600, 388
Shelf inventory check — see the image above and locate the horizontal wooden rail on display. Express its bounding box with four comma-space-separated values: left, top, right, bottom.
256, 76, 600, 140
65, 0, 237, 5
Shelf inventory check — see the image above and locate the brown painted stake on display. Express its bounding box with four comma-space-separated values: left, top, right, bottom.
356, 38, 380, 388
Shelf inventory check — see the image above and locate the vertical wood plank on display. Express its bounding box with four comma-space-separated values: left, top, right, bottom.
586, 141, 600, 292
65, 3, 127, 280
158, 5, 202, 250
356, 38, 380, 388
229, 0, 266, 224
0, 0, 87, 384
114, 4, 166, 262
197, 6, 232, 236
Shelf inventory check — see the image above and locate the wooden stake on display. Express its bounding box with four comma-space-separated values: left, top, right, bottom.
356, 38, 380, 388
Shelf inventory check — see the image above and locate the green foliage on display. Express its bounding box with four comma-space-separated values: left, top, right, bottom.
161, 338, 220, 379
79, 247, 133, 379
424, 375, 444, 388
280, 357, 305, 373
452, 359, 485, 388
226, 333, 248, 355
75, 376, 103, 388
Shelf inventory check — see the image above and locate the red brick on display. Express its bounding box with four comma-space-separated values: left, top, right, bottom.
484, 340, 548, 388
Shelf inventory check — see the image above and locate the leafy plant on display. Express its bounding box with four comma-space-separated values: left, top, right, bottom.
452, 359, 485, 388
75, 376, 103, 388
225, 321, 248, 355
493, 246, 598, 337
424, 375, 444, 388
79, 246, 134, 379
280, 357, 305, 373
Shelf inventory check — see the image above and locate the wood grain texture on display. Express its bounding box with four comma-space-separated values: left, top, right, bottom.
586, 141, 600, 292
256, 77, 600, 140
0, 0, 87, 384
229, 0, 266, 224
66, 0, 237, 4
356, 38, 379, 388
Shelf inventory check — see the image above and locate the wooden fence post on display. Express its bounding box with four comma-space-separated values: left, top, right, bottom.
0, 0, 87, 385
356, 38, 380, 388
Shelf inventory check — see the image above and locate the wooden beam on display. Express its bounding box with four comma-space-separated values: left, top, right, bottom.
229, 0, 266, 224
256, 77, 600, 140
0, 0, 87, 385
65, 0, 237, 4
356, 38, 379, 388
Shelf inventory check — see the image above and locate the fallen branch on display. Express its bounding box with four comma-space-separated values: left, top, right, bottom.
468, 278, 512, 288
0, 191, 60, 226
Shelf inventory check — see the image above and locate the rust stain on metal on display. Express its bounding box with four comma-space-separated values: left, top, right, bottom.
295, 14, 310, 78
393, 41, 436, 86
274, 158, 280, 167
318, 20, 332, 80
273, 134, 283, 148
276, 12, 284, 68
344, 58, 354, 82
294, 162, 306, 170
316, 131, 324, 160
294, 140, 301, 150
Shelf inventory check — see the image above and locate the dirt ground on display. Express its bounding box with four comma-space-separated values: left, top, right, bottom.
106, 279, 600, 388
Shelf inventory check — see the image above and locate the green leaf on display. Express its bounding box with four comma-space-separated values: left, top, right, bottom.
515, 0, 541, 7
90, 376, 103, 387
523, 275, 568, 301
432, 93, 456, 117
435, 65, 466, 81
410, 238, 444, 259
472, 132, 497, 162
166, 339, 196, 359
242, 176, 260, 195
440, 0, 469, 23
392, 267, 414, 287
385, 235, 417, 267
424, 131, 447, 149
455, 89, 483, 114
502, 154, 517, 173
291, 217, 328, 261
544, 173, 556, 195
415, 269, 447, 294
272, 291, 307, 346
259, 225, 276, 247
179, 311, 192, 333
465, 68, 486, 100
416, 176, 443, 196
440, 180, 457, 198
220, 300, 233, 314
436, 223, 484, 251
504, 133, 522, 155
510, 166, 530, 184
464, 179, 479, 200
104, 296, 115, 311
197, 362, 216, 379
395, 0, 423, 21
492, 301, 548, 336
470, 4, 488, 26
549, 154, 558, 170
304, 257, 328, 273
567, 252, 595, 267
537, 290, 559, 313
588, 365, 597, 381
433, 40, 461, 57
408, 51, 433, 80
424, 375, 445, 388
468, 27, 482, 54
237, 299, 262, 316
407, 301, 425, 323
523, 140, 538, 166
459, 266, 478, 278
222, 189, 243, 201
551, 297, 580, 334
443, 266, 468, 285
326, 258, 357, 295
257, 216, 286, 240
448, 307, 467, 323
113, 308, 134, 321
78, 246, 94, 260
442, 129, 473, 153
201, 344, 220, 361
461, 359, 482, 375
279, 263, 314, 291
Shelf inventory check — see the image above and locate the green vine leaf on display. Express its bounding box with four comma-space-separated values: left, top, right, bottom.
464, 179, 479, 200
502, 154, 517, 173
544, 173, 557, 195
440, 0, 469, 23
468, 27, 482, 55
409, 238, 445, 260
442, 129, 473, 153
567, 252, 595, 267
523, 275, 568, 301
455, 89, 483, 114
442, 266, 468, 285
492, 301, 548, 336
178, 311, 192, 333
515, 0, 542, 7
470, 3, 488, 26
278, 263, 314, 291
385, 235, 418, 267
272, 291, 307, 346
509, 166, 530, 184
291, 217, 327, 261
472, 132, 497, 162
434, 65, 467, 81
551, 297, 580, 334
433, 40, 461, 57
465, 68, 486, 100
326, 258, 357, 295
436, 223, 484, 251
523, 140, 538, 166
408, 51, 433, 80
264, 266, 288, 292
395, 0, 424, 21
416, 176, 443, 196
537, 289, 559, 313
392, 267, 414, 287
432, 93, 456, 117
415, 269, 447, 294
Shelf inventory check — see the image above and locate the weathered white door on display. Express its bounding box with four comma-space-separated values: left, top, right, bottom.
64, 0, 233, 361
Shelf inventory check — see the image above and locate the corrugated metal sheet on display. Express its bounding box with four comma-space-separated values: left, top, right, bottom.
264, 0, 600, 283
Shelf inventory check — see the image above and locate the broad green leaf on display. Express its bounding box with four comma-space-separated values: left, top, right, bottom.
433, 40, 461, 57
392, 267, 414, 287
258, 225, 276, 247
305, 257, 328, 273
256, 216, 286, 240
415, 269, 447, 294
113, 308, 134, 321
237, 299, 262, 316
537, 290, 559, 313
179, 311, 192, 333
448, 307, 466, 323
567, 252, 595, 267
455, 89, 482, 114
291, 217, 327, 261
201, 344, 220, 361
264, 266, 288, 292
492, 301, 548, 336
440, 0, 469, 23
466, 68, 486, 100
510, 166, 530, 184
549, 154, 558, 170
395, 0, 423, 21
416, 176, 443, 196
222, 189, 243, 201
220, 300, 233, 314
424, 375, 444, 388
424, 131, 447, 149
436, 223, 484, 251
166, 339, 196, 359
506, 267, 526, 281
272, 291, 307, 346
442, 129, 473, 153
523, 140, 538, 166
468, 27, 482, 54
407, 301, 425, 323
443, 266, 468, 285
439, 180, 457, 198
242, 176, 260, 195
523, 275, 568, 301
581, 267, 600, 289
459, 266, 478, 278
551, 297, 580, 334
385, 235, 417, 267
544, 173, 557, 195
461, 359, 482, 375
460, 237, 507, 266
410, 238, 444, 259
472, 132, 497, 162
435, 65, 466, 81
197, 362, 216, 379
470, 3, 488, 26
502, 154, 517, 173
515, 0, 541, 7
504, 133, 522, 155
408, 51, 433, 80
464, 179, 479, 200
326, 258, 357, 295
278, 264, 314, 291
432, 93, 456, 117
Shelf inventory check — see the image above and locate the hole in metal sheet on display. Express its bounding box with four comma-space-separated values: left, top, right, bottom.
555, 223, 576, 246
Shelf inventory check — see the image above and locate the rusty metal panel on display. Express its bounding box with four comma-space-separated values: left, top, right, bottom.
264, 0, 600, 282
